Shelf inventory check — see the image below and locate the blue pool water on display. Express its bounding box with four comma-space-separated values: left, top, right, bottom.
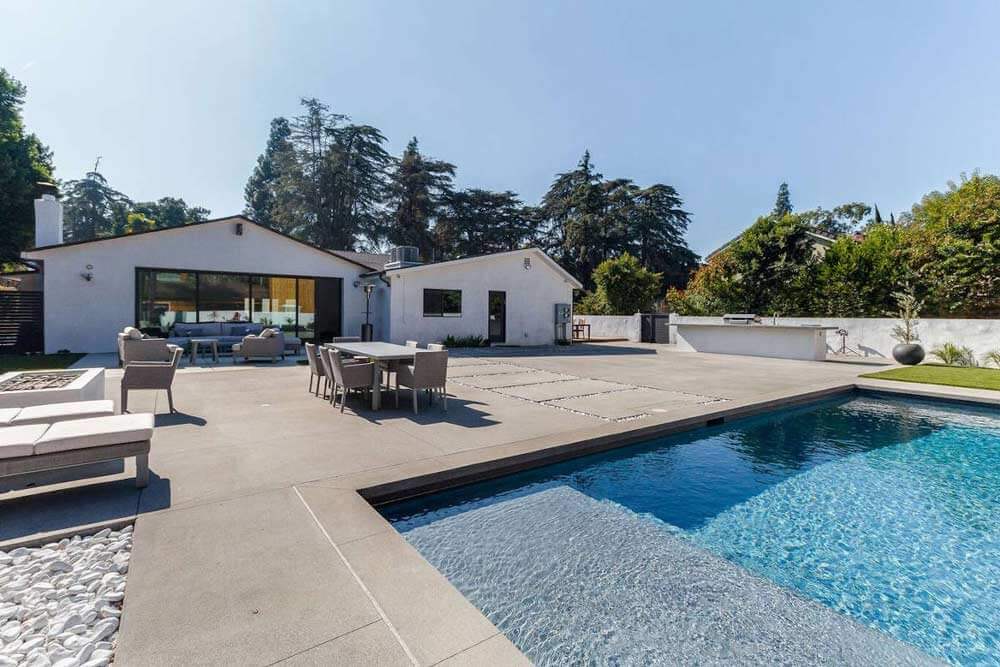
383, 395, 1000, 665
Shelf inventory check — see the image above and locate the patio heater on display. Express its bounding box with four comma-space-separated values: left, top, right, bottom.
361, 283, 375, 341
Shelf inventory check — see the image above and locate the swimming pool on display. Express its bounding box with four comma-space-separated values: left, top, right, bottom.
382, 394, 1000, 665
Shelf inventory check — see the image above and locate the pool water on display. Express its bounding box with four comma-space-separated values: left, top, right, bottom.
383, 395, 1000, 665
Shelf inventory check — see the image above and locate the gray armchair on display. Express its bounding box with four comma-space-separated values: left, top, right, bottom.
396, 350, 448, 414
118, 330, 174, 366
122, 345, 183, 413
232, 329, 285, 363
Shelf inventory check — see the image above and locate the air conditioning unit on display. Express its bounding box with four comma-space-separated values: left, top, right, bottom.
385, 246, 422, 269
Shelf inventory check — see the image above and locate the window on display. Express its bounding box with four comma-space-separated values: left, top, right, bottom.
423, 289, 462, 317
136, 270, 197, 335
199, 272, 251, 322
135, 269, 332, 341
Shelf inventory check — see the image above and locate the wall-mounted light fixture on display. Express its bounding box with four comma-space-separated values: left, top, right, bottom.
80, 264, 94, 282
523, 257, 532, 270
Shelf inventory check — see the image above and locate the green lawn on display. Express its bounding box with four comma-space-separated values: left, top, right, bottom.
860, 364, 1000, 391
0, 353, 86, 373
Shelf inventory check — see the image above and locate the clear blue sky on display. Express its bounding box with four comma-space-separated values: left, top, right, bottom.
4, 1, 999, 255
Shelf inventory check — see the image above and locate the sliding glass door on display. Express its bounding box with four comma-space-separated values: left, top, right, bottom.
135, 269, 339, 342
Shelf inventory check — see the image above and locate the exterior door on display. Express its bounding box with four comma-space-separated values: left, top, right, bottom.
488, 291, 506, 343
314, 277, 343, 342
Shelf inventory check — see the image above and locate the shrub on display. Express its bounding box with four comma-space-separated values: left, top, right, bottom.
574, 290, 609, 315
983, 350, 1000, 369
589, 253, 662, 315
931, 342, 978, 367
441, 335, 489, 348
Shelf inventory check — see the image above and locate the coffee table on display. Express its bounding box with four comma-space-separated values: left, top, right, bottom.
190, 338, 219, 364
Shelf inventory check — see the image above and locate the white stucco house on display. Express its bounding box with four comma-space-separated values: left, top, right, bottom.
19, 202, 580, 354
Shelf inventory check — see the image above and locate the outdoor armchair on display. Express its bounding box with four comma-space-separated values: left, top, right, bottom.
118, 328, 174, 366
121, 345, 183, 413
396, 350, 448, 414
232, 329, 285, 363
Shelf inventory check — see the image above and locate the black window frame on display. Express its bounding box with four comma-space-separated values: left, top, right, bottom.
422, 288, 462, 318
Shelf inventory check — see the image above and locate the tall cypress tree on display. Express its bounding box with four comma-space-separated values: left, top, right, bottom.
772, 182, 792, 218
383, 137, 455, 261
244, 117, 292, 230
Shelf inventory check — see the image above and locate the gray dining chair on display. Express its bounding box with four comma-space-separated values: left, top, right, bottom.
327, 348, 376, 413
396, 350, 448, 414
305, 343, 327, 397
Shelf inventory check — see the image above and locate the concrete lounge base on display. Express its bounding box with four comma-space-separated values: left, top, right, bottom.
0, 368, 106, 408
674, 323, 838, 361
0, 440, 150, 489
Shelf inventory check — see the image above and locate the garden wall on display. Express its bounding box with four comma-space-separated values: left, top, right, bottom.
573, 314, 642, 341
670, 316, 1000, 361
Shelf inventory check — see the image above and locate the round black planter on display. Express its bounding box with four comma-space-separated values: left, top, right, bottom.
892, 343, 925, 365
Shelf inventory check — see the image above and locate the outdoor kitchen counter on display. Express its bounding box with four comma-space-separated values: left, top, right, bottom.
673, 323, 839, 361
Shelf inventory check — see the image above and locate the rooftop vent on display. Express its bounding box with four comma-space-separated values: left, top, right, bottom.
384, 246, 422, 270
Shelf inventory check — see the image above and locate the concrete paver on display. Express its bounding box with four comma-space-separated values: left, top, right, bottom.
116, 487, 379, 666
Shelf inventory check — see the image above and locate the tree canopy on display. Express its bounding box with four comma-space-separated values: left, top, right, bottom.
669, 172, 1000, 318
0, 68, 54, 262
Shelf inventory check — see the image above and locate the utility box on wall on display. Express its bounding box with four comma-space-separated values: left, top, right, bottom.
554, 303, 572, 343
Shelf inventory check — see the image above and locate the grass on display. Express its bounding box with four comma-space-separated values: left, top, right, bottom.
0, 353, 86, 373
860, 364, 1000, 391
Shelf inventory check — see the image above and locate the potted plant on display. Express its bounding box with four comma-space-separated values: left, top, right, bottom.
888, 286, 925, 365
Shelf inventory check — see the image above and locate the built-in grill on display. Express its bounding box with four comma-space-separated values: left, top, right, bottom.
722, 313, 759, 325
0, 371, 83, 392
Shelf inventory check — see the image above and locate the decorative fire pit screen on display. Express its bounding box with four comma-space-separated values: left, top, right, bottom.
0, 371, 84, 392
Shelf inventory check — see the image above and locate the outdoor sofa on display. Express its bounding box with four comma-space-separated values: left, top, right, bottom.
167, 322, 301, 355
0, 413, 154, 488
232, 328, 286, 363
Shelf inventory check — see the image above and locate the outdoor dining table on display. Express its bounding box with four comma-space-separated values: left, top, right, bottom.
325, 341, 416, 410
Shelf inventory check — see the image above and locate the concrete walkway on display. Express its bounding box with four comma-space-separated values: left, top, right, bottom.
3, 344, 982, 664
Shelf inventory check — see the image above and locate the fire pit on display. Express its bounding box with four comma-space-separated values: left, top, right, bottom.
0, 368, 105, 408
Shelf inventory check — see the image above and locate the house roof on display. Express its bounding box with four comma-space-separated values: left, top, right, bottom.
371, 247, 583, 289
22, 215, 380, 271
704, 229, 835, 261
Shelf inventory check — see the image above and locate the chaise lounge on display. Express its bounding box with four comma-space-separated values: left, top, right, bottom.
0, 413, 154, 488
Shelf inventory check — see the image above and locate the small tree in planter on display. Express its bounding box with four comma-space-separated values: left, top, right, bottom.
888, 285, 925, 365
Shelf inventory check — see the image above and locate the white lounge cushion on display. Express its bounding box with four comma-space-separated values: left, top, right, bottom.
0, 424, 49, 459
34, 413, 154, 455
11, 400, 116, 426
0, 408, 20, 426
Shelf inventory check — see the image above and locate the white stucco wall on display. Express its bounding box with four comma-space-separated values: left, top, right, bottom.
670, 315, 1000, 360
386, 250, 577, 346
23, 219, 374, 353
572, 314, 642, 341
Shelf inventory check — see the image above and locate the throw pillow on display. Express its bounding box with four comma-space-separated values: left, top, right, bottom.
260, 328, 275, 338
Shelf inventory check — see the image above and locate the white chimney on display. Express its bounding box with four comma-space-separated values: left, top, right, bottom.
34, 193, 63, 247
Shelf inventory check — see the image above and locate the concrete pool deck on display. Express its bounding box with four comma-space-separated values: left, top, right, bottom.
1, 343, 990, 664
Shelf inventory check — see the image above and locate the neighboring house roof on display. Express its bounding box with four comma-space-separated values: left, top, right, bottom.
704, 229, 835, 261
333, 251, 389, 271
22, 215, 378, 271
372, 247, 584, 289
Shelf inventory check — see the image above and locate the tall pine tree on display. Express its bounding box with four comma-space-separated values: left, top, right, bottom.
772, 182, 792, 217
61, 164, 131, 241
383, 137, 455, 261
435, 189, 538, 258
